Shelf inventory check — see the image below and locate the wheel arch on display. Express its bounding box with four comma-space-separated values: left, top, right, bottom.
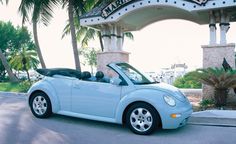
28, 82, 60, 113
29, 90, 50, 105
121, 101, 162, 127
115, 89, 167, 127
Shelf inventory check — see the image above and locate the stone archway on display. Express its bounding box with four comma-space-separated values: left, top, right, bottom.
80, 0, 236, 99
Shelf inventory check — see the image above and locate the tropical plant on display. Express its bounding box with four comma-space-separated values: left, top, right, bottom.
60, 0, 86, 71
174, 70, 202, 89
0, 49, 18, 82
9, 26, 39, 82
80, 47, 99, 74
196, 67, 236, 108
0, 21, 19, 82
18, 0, 59, 68
0, 62, 6, 81
199, 99, 214, 110
62, 0, 133, 52
0, 21, 37, 82
10, 46, 39, 82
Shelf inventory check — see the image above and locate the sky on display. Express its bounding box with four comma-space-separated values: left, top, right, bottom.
1, 1, 236, 72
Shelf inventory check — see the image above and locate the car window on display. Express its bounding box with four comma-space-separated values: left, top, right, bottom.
116, 63, 156, 85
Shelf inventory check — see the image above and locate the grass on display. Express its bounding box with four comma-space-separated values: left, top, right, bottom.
0, 81, 32, 93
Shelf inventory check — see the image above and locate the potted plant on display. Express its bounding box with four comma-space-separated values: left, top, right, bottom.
197, 68, 236, 108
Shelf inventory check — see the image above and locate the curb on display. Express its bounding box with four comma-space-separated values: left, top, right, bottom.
188, 117, 236, 127
188, 110, 236, 127
0, 91, 27, 97
188, 122, 236, 127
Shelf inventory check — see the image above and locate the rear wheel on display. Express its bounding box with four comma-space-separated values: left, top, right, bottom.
126, 103, 160, 135
29, 92, 52, 118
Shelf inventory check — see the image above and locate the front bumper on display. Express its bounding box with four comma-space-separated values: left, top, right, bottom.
161, 105, 193, 129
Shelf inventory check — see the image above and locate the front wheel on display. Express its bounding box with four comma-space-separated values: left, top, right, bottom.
29, 92, 52, 118
126, 103, 160, 135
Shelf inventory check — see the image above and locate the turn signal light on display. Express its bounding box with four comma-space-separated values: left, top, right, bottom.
171, 114, 181, 118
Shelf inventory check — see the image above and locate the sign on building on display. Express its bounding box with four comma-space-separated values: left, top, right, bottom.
186, 0, 209, 5
101, 0, 135, 18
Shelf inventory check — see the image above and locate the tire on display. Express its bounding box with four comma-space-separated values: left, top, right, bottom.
126, 103, 160, 135
29, 92, 52, 118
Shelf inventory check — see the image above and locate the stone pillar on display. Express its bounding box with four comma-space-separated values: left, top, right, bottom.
97, 51, 129, 75
209, 11, 216, 45
101, 25, 111, 52
202, 44, 235, 68
202, 10, 236, 101
98, 25, 129, 74
110, 25, 124, 51
116, 26, 124, 51
219, 10, 230, 45
101, 24, 124, 52
202, 44, 235, 99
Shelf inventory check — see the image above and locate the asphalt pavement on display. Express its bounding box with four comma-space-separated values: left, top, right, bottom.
0, 93, 236, 144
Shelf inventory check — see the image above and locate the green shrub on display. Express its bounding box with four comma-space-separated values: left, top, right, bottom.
197, 67, 236, 107
173, 71, 201, 89
0, 81, 32, 92
19, 81, 32, 92
199, 99, 215, 109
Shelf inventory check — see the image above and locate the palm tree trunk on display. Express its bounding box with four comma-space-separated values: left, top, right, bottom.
98, 32, 104, 52
0, 49, 18, 82
22, 56, 30, 82
33, 21, 46, 69
68, 0, 81, 71
26, 70, 31, 82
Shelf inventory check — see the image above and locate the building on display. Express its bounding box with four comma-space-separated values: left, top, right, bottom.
158, 63, 188, 85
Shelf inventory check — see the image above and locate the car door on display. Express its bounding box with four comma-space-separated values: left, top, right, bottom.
71, 80, 122, 118
48, 75, 75, 111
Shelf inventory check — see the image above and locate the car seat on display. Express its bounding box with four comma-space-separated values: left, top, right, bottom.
81, 71, 92, 81
95, 71, 105, 82
95, 71, 110, 83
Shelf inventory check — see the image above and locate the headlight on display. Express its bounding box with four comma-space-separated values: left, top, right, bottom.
164, 95, 176, 107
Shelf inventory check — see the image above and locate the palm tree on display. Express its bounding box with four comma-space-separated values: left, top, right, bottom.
197, 68, 236, 107
10, 46, 39, 82
0, 21, 19, 82
18, 0, 59, 69
0, 49, 18, 82
60, 0, 86, 71
67, 0, 81, 71
62, 0, 134, 51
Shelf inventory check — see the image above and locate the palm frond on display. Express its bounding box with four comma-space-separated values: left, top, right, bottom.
62, 21, 70, 38
19, 0, 59, 26
76, 26, 89, 42
197, 67, 236, 89
81, 28, 96, 47
124, 32, 134, 40
18, 0, 33, 25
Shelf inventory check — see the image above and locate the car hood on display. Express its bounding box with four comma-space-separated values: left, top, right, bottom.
135, 83, 187, 102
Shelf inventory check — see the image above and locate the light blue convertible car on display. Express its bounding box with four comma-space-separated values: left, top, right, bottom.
28, 63, 192, 135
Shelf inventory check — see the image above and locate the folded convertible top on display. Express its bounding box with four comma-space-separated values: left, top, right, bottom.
36, 68, 81, 79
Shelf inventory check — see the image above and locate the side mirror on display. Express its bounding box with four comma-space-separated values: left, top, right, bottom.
110, 77, 122, 85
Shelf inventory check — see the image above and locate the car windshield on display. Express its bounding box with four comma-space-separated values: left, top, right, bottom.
116, 63, 156, 85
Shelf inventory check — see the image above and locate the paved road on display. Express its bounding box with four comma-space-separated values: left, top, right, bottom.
0, 95, 236, 144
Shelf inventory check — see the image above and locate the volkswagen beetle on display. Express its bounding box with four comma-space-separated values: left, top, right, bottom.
28, 62, 192, 135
